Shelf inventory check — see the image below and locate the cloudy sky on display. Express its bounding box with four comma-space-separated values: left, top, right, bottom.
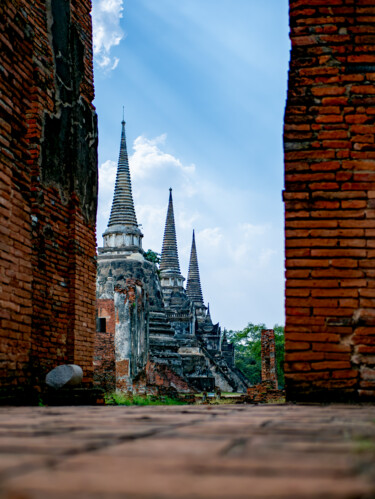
92, 0, 290, 331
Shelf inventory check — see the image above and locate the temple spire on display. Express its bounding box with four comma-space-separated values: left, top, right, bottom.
186, 230, 204, 307
206, 303, 211, 321
102, 116, 143, 251
159, 188, 181, 274
107, 118, 137, 228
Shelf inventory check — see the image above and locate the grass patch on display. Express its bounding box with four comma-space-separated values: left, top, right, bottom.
353, 436, 375, 453
267, 396, 286, 404
105, 392, 186, 406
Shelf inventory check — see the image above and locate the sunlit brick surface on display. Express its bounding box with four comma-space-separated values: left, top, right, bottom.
284, 0, 375, 401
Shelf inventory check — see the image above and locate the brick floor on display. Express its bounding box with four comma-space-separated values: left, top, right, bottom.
0, 404, 374, 498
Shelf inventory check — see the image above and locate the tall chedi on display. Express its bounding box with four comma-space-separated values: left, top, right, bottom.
186, 230, 207, 321
158, 190, 215, 390
159, 189, 195, 336
159, 189, 183, 288
102, 117, 143, 254
96, 120, 186, 392
95, 117, 148, 392
187, 230, 221, 351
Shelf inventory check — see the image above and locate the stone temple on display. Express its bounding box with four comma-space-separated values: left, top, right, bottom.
94, 118, 249, 394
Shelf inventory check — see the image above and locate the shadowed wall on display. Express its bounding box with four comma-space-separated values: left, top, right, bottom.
0, 0, 97, 399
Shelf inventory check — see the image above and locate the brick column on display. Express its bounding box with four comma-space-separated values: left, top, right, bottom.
261, 329, 278, 389
284, 0, 375, 401
0, 0, 97, 398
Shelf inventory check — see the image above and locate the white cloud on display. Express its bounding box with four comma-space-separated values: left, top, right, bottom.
92, 0, 124, 71
97, 134, 284, 330
198, 228, 223, 248
131, 135, 195, 181
98, 159, 116, 227
240, 222, 267, 238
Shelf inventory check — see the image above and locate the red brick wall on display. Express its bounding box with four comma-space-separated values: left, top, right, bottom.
94, 278, 149, 392
261, 329, 278, 389
0, 0, 97, 397
94, 300, 116, 391
284, 0, 375, 401
133, 361, 192, 395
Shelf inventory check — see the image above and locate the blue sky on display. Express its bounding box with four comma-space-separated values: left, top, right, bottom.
92, 0, 290, 331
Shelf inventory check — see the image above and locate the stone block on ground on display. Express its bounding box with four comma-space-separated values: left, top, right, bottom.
45, 365, 83, 390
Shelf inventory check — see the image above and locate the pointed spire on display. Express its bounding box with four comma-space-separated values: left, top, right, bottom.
206, 303, 211, 321
102, 115, 142, 251
186, 230, 204, 306
107, 118, 138, 228
159, 188, 181, 274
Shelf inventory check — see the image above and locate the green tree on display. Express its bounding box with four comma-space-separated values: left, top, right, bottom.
226, 323, 285, 388
144, 249, 161, 264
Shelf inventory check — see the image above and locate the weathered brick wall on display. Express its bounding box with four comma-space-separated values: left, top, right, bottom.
284, 0, 375, 401
0, 0, 97, 398
94, 277, 149, 392
261, 329, 278, 389
133, 360, 193, 395
246, 383, 285, 404
94, 300, 116, 391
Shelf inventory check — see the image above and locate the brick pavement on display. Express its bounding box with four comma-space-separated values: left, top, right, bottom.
0, 404, 374, 498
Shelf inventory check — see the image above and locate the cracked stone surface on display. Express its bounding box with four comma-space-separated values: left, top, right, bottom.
0, 404, 374, 498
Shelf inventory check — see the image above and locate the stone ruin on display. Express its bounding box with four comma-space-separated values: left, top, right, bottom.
94, 119, 249, 394
261, 329, 278, 389
246, 329, 284, 403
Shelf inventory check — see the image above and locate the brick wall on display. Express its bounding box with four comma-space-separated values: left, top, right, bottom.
261, 329, 278, 389
133, 360, 193, 395
0, 0, 97, 398
94, 278, 149, 392
94, 300, 116, 391
284, 0, 375, 401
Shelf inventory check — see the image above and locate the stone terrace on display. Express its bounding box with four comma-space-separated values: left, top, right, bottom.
0, 405, 374, 498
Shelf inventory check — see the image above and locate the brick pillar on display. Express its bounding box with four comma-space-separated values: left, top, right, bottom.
0, 0, 97, 398
261, 329, 278, 389
284, 0, 375, 402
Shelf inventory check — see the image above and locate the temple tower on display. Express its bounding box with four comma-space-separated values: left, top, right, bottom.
159, 189, 191, 313
186, 231, 222, 351
186, 230, 207, 320
102, 118, 143, 254
159, 189, 198, 339
159, 189, 184, 291
95, 118, 149, 391
96, 121, 186, 390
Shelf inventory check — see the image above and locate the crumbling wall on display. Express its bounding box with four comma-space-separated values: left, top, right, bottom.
94, 300, 116, 391
261, 329, 278, 389
114, 280, 149, 391
284, 0, 375, 401
133, 360, 193, 394
0, 0, 97, 398
95, 271, 149, 392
